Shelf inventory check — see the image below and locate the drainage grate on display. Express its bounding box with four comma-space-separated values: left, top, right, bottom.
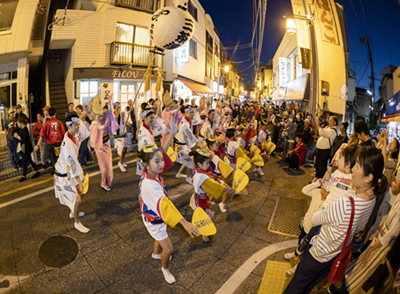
39, 236, 79, 267
268, 196, 307, 237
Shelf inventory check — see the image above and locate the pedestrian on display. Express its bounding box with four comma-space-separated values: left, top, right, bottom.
14, 117, 40, 182
232, 104, 241, 122
138, 144, 200, 284
285, 132, 307, 172
32, 110, 46, 166
15, 104, 29, 122
75, 105, 93, 167
126, 99, 137, 148
282, 114, 297, 161
314, 115, 337, 179
377, 130, 399, 180
354, 120, 375, 147
299, 119, 313, 158
189, 149, 236, 236
113, 102, 129, 172
65, 102, 76, 119
330, 122, 349, 161
175, 106, 205, 183
35, 107, 66, 173
283, 147, 387, 294
5, 109, 20, 169
54, 115, 89, 233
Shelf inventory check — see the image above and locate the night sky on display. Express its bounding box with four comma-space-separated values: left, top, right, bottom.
200, 0, 400, 96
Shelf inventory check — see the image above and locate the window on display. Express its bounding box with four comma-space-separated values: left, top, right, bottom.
188, 0, 198, 21
120, 83, 135, 111
189, 39, 197, 59
116, 23, 150, 46
0, 0, 18, 32
0, 85, 10, 107
80, 81, 99, 105
206, 31, 214, 79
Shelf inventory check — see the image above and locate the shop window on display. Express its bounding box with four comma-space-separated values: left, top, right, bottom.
120, 83, 135, 111
0, 0, 18, 32
80, 81, 99, 105
188, 0, 198, 21
190, 39, 197, 59
0, 85, 11, 107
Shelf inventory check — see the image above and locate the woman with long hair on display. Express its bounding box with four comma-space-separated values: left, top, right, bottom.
284, 147, 388, 294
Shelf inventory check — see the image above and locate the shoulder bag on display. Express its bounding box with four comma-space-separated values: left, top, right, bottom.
327, 196, 355, 283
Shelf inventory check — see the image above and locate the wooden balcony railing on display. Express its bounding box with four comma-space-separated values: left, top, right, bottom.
114, 0, 161, 13
110, 42, 156, 67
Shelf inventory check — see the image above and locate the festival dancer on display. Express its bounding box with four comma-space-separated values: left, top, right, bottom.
136, 109, 177, 176
199, 109, 215, 144
253, 119, 271, 176
189, 149, 236, 241
224, 126, 240, 170
205, 137, 236, 212
175, 105, 206, 183
54, 115, 89, 233
139, 144, 200, 284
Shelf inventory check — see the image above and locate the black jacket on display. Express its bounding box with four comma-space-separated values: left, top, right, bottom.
18, 126, 33, 155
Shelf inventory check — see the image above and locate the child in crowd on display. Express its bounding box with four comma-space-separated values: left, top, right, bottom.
189, 149, 236, 241
236, 125, 248, 148
224, 127, 240, 170
253, 119, 271, 175
139, 144, 200, 284
286, 132, 307, 172
284, 144, 358, 275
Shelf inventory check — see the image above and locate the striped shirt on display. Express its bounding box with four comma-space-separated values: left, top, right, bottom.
310, 193, 376, 263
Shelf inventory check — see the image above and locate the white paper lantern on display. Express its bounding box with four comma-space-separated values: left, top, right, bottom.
149, 6, 195, 51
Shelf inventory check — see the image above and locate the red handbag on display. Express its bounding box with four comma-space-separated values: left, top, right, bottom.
327, 197, 355, 283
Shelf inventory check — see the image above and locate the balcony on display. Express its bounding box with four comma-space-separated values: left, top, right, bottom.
110, 42, 157, 67
114, 0, 161, 13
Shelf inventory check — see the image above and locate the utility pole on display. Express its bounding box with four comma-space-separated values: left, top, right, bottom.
360, 35, 375, 101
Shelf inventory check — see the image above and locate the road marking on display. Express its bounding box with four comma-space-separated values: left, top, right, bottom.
0, 153, 137, 198
215, 239, 298, 294
0, 159, 137, 209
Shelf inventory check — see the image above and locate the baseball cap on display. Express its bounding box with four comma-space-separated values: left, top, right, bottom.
8, 109, 15, 114
42, 105, 50, 111
16, 104, 22, 109
141, 109, 154, 118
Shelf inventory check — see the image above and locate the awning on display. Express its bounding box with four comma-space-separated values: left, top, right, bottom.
177, 76, 214, 96
381, 91, 400, 122
284, 73, 310, 101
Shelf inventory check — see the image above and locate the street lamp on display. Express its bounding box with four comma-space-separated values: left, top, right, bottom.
258, 83, 261, 88
224, 65, 230, 73
286, 18, 297, 35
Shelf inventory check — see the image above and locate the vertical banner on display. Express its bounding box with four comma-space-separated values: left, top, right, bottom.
100, 82, 114, 106
180, 43, 189, 62
279, 57, 287, 88
290, 0, 310, 49
315, 0, 339, 45
300, 48, 312, 69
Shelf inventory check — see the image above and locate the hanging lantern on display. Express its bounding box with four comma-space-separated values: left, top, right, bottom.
286, 18, 297, 35
149, 5, 195, 51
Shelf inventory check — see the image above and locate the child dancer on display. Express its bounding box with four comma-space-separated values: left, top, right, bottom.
205, 137, 235, 212
253, 119, 271, 175
225, 126, 240, 170
139, 144, 200, 284
189, 149, 236, 241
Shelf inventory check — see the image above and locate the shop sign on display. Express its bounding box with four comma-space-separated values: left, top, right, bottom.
300, 48, 312, 69
180, 43, 189, 62
100, 82, 114, 105
279, 57, 287, 88
73, 68, 166, 80
315, 0, 339, 45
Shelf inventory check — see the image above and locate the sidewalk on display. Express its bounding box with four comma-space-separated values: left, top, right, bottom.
0, 156, 315, 294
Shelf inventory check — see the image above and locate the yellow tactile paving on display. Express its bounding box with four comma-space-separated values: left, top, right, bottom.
258, 261, 292, 294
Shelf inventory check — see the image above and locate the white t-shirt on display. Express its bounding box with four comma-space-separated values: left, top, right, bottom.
323, 170, 354, 208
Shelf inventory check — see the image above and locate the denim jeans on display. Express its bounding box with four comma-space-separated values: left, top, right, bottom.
79, 137, 92, 166
7, 138, 19, 167
126, 133, 133, 152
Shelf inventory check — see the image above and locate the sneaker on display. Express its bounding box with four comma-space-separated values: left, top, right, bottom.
151, 254, 173, 260
288, 168, 293, 172
74, 222, 90, 233
258, 168, 264, 176
101, 186, 112, 192
31, 171, 40, 179
292, 168, 298, 172
123, 163, 128, 167
161, 267, 176, 284
19, 176, 27, 182
210, 201, 216, 205
69, 212, 85, 219
118, 162, 127, 172
219, 202, 227, 213
203, 235, 210, 243
284, 252, 297, 260
86, 160, 94, 165
185, 177, 192, 185
253, 168, 258, 173
287, 264, 298, 275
